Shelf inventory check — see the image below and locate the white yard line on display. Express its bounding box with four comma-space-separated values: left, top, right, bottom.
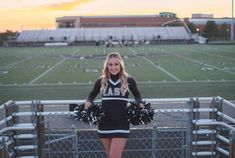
142, 56, 181, 81
207, 46, 235, 60
1, 79, 235, 87
159, 48, 235, 75
71, 49, 80, 56
137, 79, 235, 84
103, 47, 106, 54
3, 57, 32, 69
28, 48, 80, 85
128, 47, 181, 81
28, 58, 66, 85
176, 55, 235, 75
201, 50, 235, 61
182, 47, 235, 61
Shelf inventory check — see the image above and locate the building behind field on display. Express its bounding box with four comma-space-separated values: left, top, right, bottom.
191, 13, 214, 19
56, 12, 178, 29
13, 12, 196, 46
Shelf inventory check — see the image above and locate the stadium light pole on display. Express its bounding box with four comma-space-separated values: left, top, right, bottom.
231, 0, 234, 41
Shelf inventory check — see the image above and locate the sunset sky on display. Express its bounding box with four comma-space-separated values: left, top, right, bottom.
0, 0, 232, 32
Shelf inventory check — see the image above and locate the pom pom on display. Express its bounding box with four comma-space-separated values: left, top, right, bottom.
126, 101, 154, 125
73, 103, 105, 125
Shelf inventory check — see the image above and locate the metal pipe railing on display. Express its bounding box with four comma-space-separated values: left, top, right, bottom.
0, 100, 13, 111
217, 111, 235, 124
195, 121, 235, 131
223, 98, 235, 109
0, 116, 13, 127
0, 124, 36, 134
216, 134, 230, 144
216, 147, 229, 156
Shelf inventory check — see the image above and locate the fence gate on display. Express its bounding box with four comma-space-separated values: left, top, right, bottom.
43, 114, 78, 158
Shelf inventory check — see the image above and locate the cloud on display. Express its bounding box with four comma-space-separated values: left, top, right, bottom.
0, 0, 89, 10
41, 0, 93, 12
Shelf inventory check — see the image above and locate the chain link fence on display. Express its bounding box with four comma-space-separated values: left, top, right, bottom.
42, 101, 190, 158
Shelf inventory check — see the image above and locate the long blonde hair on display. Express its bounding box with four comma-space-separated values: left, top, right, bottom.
100, 52, 129, 95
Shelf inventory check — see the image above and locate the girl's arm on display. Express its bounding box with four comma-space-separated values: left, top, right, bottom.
128, 77, 143, 106
85, 78, 101, 109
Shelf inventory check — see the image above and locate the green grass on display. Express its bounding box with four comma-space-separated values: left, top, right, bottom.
0, 44, 235, 104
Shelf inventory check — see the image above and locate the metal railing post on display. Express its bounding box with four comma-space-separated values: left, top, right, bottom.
5, 101, 18, 157
229, 130, 235, 158
151, 125, 157, 158
71, 124, 78, 158
0, 136, 9, 158
186, 98, 193, 158
211, 97, 223, 158
37, 101, 45, 158
31, 100, 38, 157
193, 98, 200, 158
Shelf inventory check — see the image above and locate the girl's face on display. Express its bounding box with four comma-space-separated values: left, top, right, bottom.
107, 58, 121, 75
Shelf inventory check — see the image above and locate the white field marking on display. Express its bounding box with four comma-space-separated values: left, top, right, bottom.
137, 79, 235, 84
28, 58, 66, 85
28, 48, 80, 85
128, 47, 181, 81
3, 57, 32, 69
177, 55, 235, 75
142, 56, 181, 81
181, 47, 235, 61
207, 46, 235, 59
103, 47, 106, 54
159, 48, 235, 75
71, 48, 80, 56
1, 80, 235, 87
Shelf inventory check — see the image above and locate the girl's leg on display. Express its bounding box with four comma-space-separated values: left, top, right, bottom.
101, 138, 111, 158
109, 138, 127, 158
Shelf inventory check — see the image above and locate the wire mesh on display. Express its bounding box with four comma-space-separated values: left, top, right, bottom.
42, 108, 189, 158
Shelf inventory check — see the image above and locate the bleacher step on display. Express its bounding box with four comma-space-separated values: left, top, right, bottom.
14, 134, 36, 139
14, 145, 38, 151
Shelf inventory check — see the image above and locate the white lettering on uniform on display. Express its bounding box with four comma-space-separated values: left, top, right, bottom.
104, 87, 121, 96
107, 88, 113, 95
114, 88, 120, 95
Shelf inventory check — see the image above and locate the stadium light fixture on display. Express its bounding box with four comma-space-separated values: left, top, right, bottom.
231, 0, 234, 41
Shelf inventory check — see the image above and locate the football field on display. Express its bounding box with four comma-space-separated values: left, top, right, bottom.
0, 44, 235, 104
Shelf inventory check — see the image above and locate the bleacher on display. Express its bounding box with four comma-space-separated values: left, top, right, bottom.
16, 27, 192, 44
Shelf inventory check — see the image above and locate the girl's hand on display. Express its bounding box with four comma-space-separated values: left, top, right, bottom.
84, 101, 92, 109
139, 103, 144, 109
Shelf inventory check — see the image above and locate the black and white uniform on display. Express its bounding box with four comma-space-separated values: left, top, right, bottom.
87, 74, 143, 138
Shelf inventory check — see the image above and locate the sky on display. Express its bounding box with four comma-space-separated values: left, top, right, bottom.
0, 0, 233, 32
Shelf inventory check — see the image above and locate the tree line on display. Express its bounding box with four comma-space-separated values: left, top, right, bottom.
0, 30, 18, 46
187, 20, 231, 40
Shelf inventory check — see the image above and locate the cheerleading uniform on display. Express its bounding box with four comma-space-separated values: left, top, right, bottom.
86, 74, 143, 138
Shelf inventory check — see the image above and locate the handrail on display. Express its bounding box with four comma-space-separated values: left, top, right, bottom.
0, 124, 36, 134
0, 116, 13, 126
10, 97, 215, 106
223, 98, 235, 109
216, 134, 230, 144
195, 121, 235, 131
0, 100, 13, 110
217, 111, 235, 124
216, 147, 229, 156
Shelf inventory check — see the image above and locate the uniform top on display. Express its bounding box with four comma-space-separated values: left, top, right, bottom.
86, 74, 143, 104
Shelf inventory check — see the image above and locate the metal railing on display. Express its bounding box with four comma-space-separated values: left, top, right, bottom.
0, 97, 234, 158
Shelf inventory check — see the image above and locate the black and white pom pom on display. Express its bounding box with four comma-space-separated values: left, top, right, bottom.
126, 101, 154, 126
73, 103, 105, 125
